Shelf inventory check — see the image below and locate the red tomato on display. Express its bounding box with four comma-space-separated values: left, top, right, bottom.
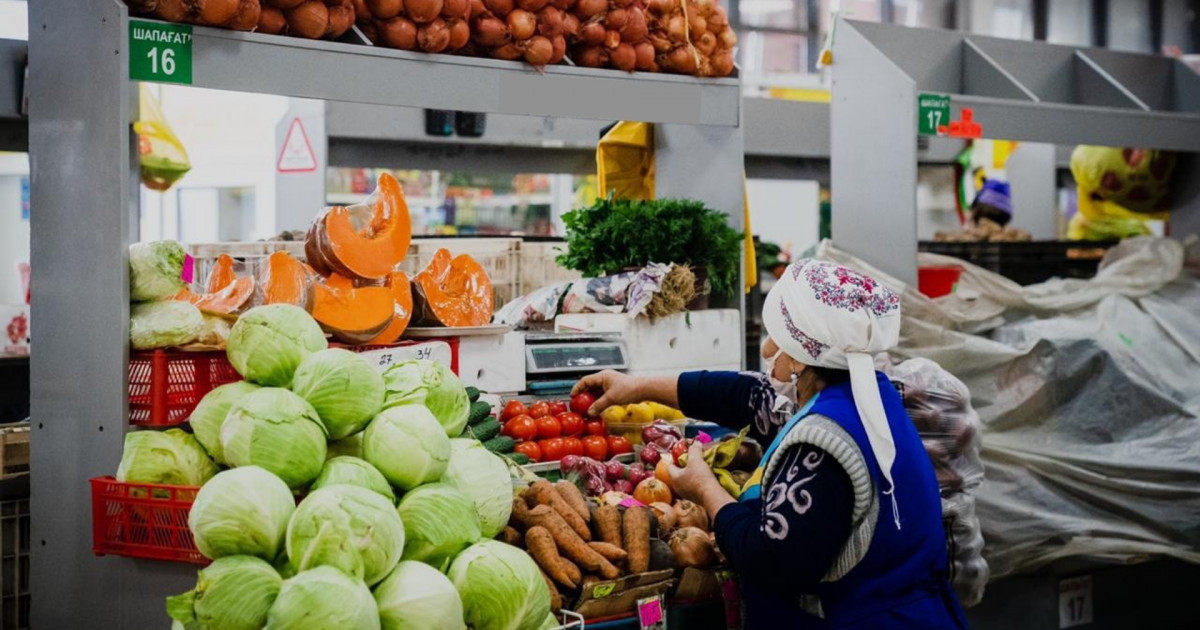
582, 435, 609, 460
500, 400, 527, 423
557, 412, 584, 437
561, 437, 584, 458
548, 400, 568, 416
514, 441, 542, 463
539, 438, 567, 461
585, 419, 607, 437
607, 435, 633, 456
535, 416, 562, 440
529, 401, 551, 419
671, 438, 693, 466
506, 415, 538, 442
571, 392, 596, 416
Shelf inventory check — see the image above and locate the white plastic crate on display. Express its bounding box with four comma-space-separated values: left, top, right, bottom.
187, 241, 305, 288
519, 241, 582, 296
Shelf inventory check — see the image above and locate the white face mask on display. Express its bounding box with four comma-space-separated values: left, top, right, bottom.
763, 349, 799, 411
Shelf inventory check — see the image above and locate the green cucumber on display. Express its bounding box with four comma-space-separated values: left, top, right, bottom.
511, 453, 531, 466
467, 401, 493, 426
472, 419, 502, 442
483, 435, 516, 454
466, 386, 481, 403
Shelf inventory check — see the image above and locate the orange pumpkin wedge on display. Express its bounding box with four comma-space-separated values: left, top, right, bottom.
207, 254, 238, 293
307, 173, 412, 282
257, 251, 316, 312
174, 275, 256, 316
411, 248, 494, 327
365, 271, 414, 345
312, 273, 395, 344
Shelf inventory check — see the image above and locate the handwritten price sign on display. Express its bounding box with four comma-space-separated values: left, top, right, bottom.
357, 342, 453, 373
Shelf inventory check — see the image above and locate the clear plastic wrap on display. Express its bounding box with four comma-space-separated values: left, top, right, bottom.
815, 237, 1200, 581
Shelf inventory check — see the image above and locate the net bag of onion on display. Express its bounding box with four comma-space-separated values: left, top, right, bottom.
256, 0, 356, 39
570, 0, 655, 72
645, 0, 735, 77
460, 0, 574, 67
126, 0, 264, 31
353, 0, 473, 54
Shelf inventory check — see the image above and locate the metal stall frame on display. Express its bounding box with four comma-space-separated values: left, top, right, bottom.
831, 19, 1200, 286
0, 39, 25, 153
26, 3, 744, 627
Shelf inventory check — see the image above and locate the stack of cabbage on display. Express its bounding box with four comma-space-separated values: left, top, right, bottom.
128, 240, 208, 350
114, 304, 554, 630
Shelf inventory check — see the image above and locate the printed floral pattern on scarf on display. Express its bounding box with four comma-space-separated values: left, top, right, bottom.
780, 302, 830, 360
801, 261, 900, 317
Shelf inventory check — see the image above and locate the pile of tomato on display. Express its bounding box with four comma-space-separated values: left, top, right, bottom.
499, 392, 633, 463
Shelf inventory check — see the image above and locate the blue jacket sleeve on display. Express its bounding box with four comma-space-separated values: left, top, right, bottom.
712, 443, 854, 595
677, 370, 792, 444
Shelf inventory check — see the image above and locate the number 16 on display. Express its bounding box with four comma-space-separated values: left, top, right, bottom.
147, 47, 176, 76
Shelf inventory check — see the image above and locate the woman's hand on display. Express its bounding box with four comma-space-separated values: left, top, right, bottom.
572, 370, 645, 416
666, 442, 731, 514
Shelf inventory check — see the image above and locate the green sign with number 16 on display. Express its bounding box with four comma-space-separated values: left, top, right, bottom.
129, 20, 193, 85
917, 93, 950, 136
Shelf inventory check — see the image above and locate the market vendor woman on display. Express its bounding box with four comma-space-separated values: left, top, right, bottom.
573, 260, 967, 630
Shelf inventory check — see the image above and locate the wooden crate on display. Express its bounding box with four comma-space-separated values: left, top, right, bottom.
0, 425, 29, 480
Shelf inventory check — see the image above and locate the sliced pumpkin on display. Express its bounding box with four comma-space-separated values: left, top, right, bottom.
366, 271, 414, 345
312, 273, 395, 344
305, 173, 412, 282
411, 248, 494, 327
257, 251, 316, 312
207, 254, 238, 293
174, 275, 256, 316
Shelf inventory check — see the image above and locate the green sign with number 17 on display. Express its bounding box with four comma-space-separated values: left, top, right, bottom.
917, 93, 950, 136
129, 20, 193, 85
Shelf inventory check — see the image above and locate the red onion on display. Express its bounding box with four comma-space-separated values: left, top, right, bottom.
366, 0, 402, 19
628, 462, 648, 486
484, 0, 514, 15
447, 17, 471, 47
612, 479, 635, 494
605, 459, 627, 482
443, 0, 471, 19
585, 475, 608, 496
523, 34, 554, 64
610, 42, 636, 71
560, 454, 584, 475
574, 0, 605, 19
378, 15, 418, 47
507, 9, 537, 39
640, 445, 662, 466
472, 14, 508, 45
418, 18, 451, 51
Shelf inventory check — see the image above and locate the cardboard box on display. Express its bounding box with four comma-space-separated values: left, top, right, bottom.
573, 569, 676, 620
672, 567, 723, 601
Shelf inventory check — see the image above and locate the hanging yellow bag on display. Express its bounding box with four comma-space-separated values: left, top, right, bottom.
134, 85, 191, 191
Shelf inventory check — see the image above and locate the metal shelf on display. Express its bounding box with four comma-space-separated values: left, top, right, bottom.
183, 19, 740, 127
831, 19, 1200, 285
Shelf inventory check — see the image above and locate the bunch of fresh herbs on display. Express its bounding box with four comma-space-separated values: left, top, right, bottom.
556, 196, 743, 297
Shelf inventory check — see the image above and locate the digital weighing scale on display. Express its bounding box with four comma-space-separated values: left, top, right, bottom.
523, 332, 628, 395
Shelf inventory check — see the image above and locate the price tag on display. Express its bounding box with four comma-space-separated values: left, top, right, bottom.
591, 583, 616, 599
1058, 576, 1093, 628
357, 342, 453, 373
129, 20, 193, 85
918, 93, 951, 136
637, 595, 666, 630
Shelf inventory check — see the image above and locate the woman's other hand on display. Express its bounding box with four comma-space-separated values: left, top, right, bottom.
572, 369, 643, 416
667, 442, 718, 502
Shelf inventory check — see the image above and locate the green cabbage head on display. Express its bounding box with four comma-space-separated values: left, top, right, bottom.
286, 484, 404, 587
382, 360, 469, 437
264, 566, 380, 630
374, 561, 466, 630
220, 387, 327, 489
441, 438, 513, 539
310, 456, 395, 503
129, 240, 187, 302
166, 555, 282, 630
363, 405, 450, 491
397, 483, 481, 571
116, 428, 217, 486
189, 466, 295, 561
227, 304, 327, 387
290, 348, 385, 439
189, 381, 260, 465
449, 540, 551, 630
130, 301, 203, 350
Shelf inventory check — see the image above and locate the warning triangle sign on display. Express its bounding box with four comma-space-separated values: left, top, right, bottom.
277, 118, 318, 173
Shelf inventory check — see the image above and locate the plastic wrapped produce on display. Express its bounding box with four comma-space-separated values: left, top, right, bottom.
942, 492, 988, 607
569, 0, 653, 72
256, 0, 355, 39
462, 0, 574, 65
354, 0, 473, 54
644, 0, 735, 76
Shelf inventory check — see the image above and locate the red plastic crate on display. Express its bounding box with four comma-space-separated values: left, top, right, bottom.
90, 476, 207, 564
128, 349, 241, 427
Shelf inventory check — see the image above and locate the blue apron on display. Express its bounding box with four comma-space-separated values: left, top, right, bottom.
735, 374, 967, 630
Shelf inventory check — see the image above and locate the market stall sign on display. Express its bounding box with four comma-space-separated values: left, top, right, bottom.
129, 20, 193, 85
917, 93, 950, 136
356, 341, 453, 374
